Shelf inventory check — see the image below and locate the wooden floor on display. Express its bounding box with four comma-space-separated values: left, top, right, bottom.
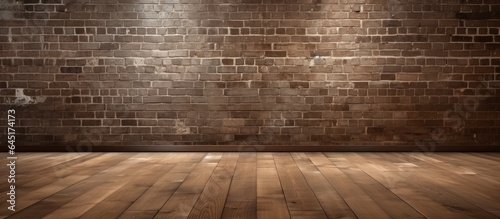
1, 152, 499, 219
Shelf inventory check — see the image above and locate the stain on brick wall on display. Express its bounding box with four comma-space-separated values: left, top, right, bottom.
0, 0, 499, 147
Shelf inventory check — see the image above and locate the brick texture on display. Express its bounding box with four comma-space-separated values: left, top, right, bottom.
1, 0, 499, 147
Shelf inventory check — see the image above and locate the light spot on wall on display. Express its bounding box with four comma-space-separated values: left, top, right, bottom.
14, 89, 46, 106
175, 119, 190, 134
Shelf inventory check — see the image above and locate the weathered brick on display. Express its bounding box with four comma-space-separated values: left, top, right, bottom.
1, 0, 498, 147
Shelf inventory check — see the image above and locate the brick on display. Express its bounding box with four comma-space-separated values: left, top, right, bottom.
1, 0, 498, 147
60, 67, 83, 73
265, 51, 287, 57
456, 12, 500, 20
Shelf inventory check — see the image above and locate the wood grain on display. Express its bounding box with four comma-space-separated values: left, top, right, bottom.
221, 155, 257, 219
291, 152, 357, 219
273, 153, 323, 211
2, 152, 499, 219
187, 153, 239, 219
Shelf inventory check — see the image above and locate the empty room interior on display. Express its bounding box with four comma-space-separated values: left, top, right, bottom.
1, 0, 500, 218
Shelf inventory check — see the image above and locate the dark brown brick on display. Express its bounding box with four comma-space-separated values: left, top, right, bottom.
265, 51, 287, 57
122, 120, 138, 126
60, 67, 83, 73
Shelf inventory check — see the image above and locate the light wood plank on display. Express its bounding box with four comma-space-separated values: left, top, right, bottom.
291, 153, 358, 219
315, 153, 392, 219
175, 163, 218, 194
349, 153, 493, 219
290, 210, 328, 219
3, 153, 138, 218
256, 153, 290, 219
118, 211, 157, 219
124, 172, 186, 212
153, 154, 222, 218
3, 152, 500, 219
155, 194, 200, 219
341, 153, 425, 218
273, 153, 323, 212
222, 156, 257, 219
187, 153, 239, 219
33, 153, 165, 219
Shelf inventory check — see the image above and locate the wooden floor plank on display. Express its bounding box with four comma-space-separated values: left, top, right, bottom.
43, 154, 162, 218
21, 153, 93, 174
472, 152, 500, 163
290, 210, 328, 219
341, 153, 425, 218
79, 153, 193, 219
118, 211, 158, 219
5, 153, 138, 219
1, 153, 136, 217
430, 153, 500, 186
314, 153, 392, 219
257, 153, 275, 168
238, 152, 257, 163
2, 152, 499, 219
187, 153, 239, 219
222, 201, 257, 219
174, 162, 218, 194
155, 193, 200, 219
350, 153, 493, 219
153, 154, 223, 218
221, 157, 257, 219
273, 153, 324, 212
256, 153, 290, 219
383, 153, 500, 218
291, 153, 358, 219
42, 153, 169, 218
41, 182, 127, 219
32, 153, 160, 218
0, 153, 101, 190
257, 167, 291, 219
408, 170, 498, 219
120, 170, 184, 212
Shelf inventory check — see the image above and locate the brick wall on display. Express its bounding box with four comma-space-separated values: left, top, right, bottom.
1, 0, 499, 148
